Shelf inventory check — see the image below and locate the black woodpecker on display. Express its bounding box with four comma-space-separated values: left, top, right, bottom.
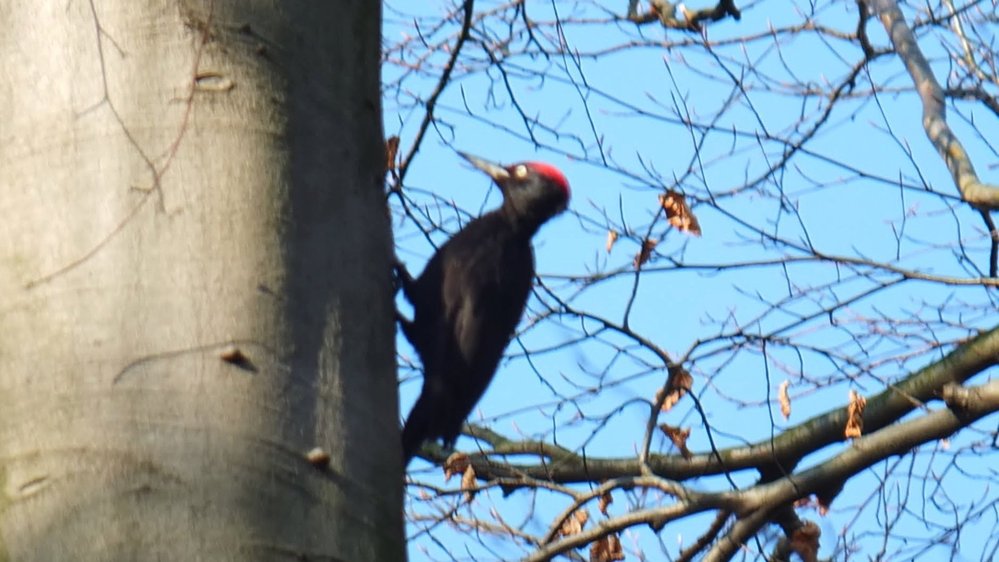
398, 152, 571, 463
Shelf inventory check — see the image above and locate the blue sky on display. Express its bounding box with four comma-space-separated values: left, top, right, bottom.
384, 1, 999, 559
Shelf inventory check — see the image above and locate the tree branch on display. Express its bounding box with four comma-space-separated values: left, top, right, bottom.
431, 325, 999, 483
393, 0, 475, 190
871, 0, 999, 210
524, 378, 999, 561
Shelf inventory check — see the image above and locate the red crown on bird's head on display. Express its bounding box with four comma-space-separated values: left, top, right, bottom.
521, 162, 570, 201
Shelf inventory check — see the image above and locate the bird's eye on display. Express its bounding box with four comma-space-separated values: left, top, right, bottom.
513, 164, 528, 179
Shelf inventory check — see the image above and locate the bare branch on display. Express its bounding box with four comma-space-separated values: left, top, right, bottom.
872, 0, 999, 210
422, 325, 999, 483
522, 377, 998, 561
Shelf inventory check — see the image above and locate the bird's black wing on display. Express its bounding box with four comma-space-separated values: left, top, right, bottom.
401, 217, 534, 461
430, 226, 534, 446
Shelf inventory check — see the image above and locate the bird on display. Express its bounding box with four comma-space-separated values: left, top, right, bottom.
397, 152, 571, 464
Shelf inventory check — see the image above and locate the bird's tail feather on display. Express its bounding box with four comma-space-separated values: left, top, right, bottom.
402, 394, 433, 463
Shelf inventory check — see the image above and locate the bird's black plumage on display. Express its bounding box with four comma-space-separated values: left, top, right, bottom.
398, 153, 570, 463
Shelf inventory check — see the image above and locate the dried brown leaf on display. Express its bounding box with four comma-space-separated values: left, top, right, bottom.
844, 389, 867, 439
598, 490, 613, 516
461, 464, 477, 502
789, 521, 820, 562
589, 533, 625, 562
606, 534, 624, 561
778, 380, 792, 419
443, 452, 470, 481
655, 365, 693, 412
606, 230, 619, 253
590, 538, 608, 562
560, 509, 589, 537
659, 190, 702, 236
385, 135, 400, 171
633, 238, 658, 268
658, 423, 692, 459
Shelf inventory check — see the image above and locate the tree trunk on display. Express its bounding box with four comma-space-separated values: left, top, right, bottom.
0, 2, 402, 560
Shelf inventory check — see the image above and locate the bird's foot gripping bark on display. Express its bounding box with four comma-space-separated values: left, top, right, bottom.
391, 257, 421, 348
396, 311, 418, 348
392, 256, 415, 298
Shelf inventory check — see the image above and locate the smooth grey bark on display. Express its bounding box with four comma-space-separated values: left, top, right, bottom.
0, 1, 402, 560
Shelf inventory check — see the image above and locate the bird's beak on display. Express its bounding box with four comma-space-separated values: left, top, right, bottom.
458, 152, 510, 183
